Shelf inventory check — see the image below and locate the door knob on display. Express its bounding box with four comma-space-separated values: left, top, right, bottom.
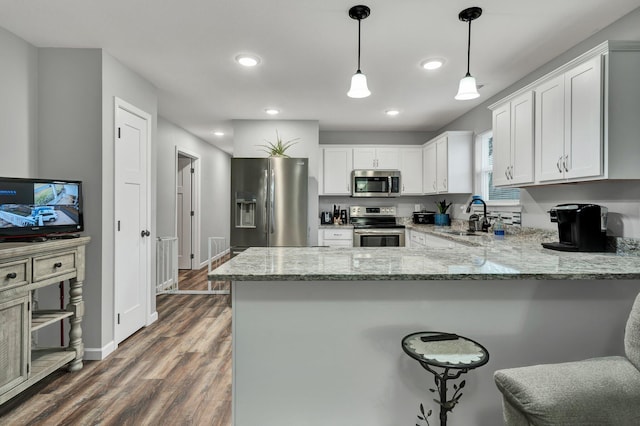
141, 230, 150, 237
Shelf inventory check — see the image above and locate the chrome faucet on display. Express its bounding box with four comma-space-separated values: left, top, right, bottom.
466, 197, 491, 232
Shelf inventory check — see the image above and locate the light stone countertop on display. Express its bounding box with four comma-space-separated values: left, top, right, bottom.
210, 241, 640, 282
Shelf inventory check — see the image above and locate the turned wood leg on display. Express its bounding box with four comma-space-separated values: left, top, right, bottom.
66, 276, 85, 371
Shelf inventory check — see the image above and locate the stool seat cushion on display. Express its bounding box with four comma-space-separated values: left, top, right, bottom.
494, 356, 640, 426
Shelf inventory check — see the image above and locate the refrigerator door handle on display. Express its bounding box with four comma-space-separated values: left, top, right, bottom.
264, 169, 269, 235
270, 168, 275, 234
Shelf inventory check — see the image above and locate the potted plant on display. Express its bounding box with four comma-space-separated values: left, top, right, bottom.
258, 130, 300, 157
435, 199, 452, 226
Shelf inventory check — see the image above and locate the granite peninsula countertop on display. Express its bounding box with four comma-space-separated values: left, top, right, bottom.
210, 237, 640, 282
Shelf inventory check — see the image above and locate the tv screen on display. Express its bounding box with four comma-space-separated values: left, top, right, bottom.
0, 177, 84, 240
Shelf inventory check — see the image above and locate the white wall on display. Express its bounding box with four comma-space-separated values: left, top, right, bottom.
436, 7, 640, 238
232, 119, 320, 245
0, 27, 38, 177
156, 117, 231, 264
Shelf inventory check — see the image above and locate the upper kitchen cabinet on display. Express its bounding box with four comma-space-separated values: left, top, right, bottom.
422, 131, 473, 195
353, 147, 399, 169
399, 147, 423, 195
320, 147, 352, 195
491, 40, 640, 186
490, 91, 534, 187
536, 56, 603, 183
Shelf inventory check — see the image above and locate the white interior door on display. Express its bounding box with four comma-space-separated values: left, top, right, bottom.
177, 155, 193, 269
114, 100, 150, 344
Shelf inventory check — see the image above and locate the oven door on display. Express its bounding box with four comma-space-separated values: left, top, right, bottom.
353, 228, 406, 247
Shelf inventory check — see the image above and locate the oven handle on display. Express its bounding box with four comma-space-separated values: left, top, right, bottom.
353, 228, 405, 235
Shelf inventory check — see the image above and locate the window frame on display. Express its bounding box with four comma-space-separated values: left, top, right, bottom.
474, 130, 521, 207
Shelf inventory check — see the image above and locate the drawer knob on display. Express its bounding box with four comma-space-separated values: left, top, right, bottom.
54, 262, 63, 268
6, 272, 17, 279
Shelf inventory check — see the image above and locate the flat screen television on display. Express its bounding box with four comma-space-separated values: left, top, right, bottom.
0, 176, 84, 241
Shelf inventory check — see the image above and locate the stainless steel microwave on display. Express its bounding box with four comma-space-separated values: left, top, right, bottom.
351, 170, 401, 197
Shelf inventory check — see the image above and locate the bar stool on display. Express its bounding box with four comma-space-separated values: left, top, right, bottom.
402, 331, 490, 426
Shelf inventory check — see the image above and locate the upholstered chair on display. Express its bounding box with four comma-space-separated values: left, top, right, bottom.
493, 293, 640, 425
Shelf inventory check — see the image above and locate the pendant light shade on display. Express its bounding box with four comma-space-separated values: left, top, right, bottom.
455, 7, 482, 101
348, 70, 371, 98
347, 5, 371, 99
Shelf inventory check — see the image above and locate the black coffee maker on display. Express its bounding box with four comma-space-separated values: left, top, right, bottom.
542, 204, 608, 252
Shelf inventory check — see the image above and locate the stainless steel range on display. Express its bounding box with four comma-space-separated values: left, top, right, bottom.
350, 206, 405, 247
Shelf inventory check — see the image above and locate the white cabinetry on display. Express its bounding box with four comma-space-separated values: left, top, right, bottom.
318, 228, 353, 247
490, 40, 640, 186
321, 147, 352, 195
353, 147, 399, 169
422, 132, 473, 195
535, 56, 603, 183
491, 91, 534, 186
408, 229, 464, 248
399, 147, 423, 194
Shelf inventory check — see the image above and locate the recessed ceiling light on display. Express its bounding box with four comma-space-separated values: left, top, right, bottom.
213, 131, 225, 136
421, 58, 444, 70
264, 108, 280, 115
385, 109, 400, 116
235, 54, 260, 67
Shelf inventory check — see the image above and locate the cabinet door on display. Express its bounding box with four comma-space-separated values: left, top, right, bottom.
323, 148, 352, 195
0, 295, 29, 396
564, 55, 603, 180
375, 148, 399, 169
510, 91, 535, 184
422, 143, 437, 194
535, 74, 565, 182
352, 148, 376, 169
492, 103, 511, 186
399, 148, 423, 194
435, 137, 448, 192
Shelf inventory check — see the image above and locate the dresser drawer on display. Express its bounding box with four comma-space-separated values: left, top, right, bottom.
0, 260, 29, 290
32, 251, 76, 282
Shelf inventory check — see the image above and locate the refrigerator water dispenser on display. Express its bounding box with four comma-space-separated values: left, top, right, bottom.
235, 196, 256, 228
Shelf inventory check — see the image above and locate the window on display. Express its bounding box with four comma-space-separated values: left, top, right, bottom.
475, 131, 520, 204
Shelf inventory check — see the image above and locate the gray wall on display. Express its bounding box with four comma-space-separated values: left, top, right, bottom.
157, 117, 231, 265
436, 7, 640, 238
320, 130, 435, 145
101, 51, 158, 352
36, 48, 160, 357
0, 27, 38, 177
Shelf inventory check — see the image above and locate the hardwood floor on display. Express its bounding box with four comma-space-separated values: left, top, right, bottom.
0, 268, 232, 426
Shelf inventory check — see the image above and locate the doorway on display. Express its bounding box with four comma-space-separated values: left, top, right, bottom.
176, 148, 200, 270
114, 98, 151, 345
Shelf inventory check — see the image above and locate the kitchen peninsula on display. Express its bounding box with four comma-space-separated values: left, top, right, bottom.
210, 237, 640, 425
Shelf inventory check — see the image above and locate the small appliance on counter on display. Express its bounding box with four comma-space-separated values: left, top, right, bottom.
412, 211, 436, 224
320, 211, 333, 225
542, 204, 608, 252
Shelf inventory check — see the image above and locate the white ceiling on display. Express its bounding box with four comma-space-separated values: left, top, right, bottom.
2, 0, 639, 153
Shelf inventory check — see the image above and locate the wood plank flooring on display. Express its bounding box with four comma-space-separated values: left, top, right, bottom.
0, 268, 232, 426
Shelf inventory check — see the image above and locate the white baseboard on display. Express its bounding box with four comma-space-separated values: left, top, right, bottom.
148, 310, 158, 325
84, 340, 116, 361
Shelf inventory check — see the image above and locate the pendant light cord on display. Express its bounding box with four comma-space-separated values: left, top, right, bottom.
357, 18, 362, 72
466, 19, 472, 76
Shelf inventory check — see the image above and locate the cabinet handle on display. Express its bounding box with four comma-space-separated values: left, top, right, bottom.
510, 166, 514, 179
563, 155, 569, 172
432, 182, 436, 190
53, 262, 62, 268
6, 272, 17, 279
556, 157, 563, 173
505, 168, 509, 179
443, 178, 447, 189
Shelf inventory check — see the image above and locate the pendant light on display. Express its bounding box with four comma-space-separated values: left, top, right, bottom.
347, 5, 371, 98
455, 7, 482, 101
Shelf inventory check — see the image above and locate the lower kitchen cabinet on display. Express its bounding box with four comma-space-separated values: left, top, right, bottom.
408, 229, 465, 248
318, 228, 353, 247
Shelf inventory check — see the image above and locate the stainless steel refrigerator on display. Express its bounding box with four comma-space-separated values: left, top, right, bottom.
230, 157, 308, 255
